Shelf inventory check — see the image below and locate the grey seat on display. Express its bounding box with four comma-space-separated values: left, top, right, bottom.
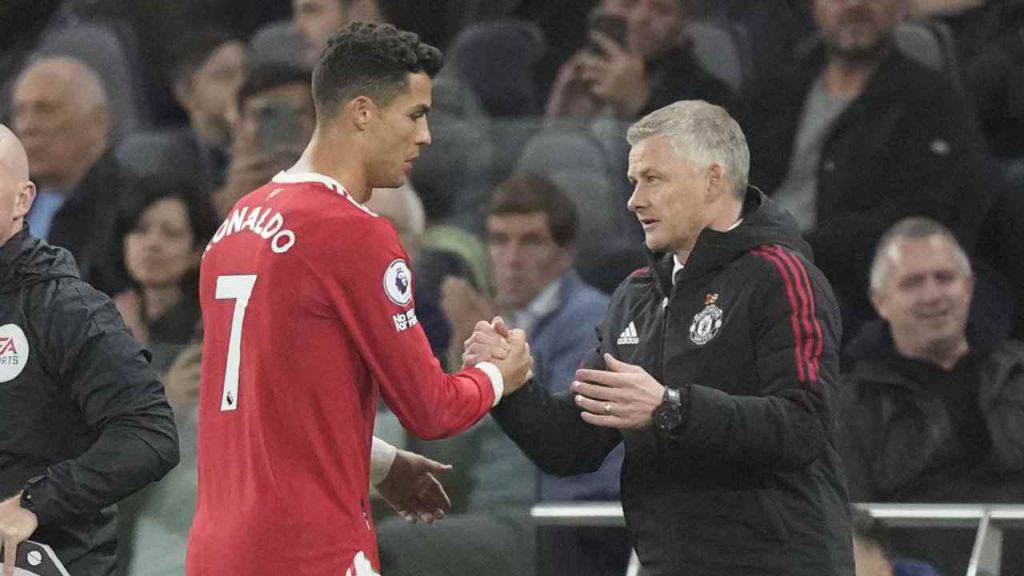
690, 20, 747, 94
516, 129, 611, 181
250, 20, 309, 70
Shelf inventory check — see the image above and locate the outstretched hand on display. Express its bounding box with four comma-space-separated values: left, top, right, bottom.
375, 450, 452, 524
572, 353, 665, 429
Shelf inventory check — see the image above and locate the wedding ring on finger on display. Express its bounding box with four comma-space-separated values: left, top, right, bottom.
604, 402, 613, 416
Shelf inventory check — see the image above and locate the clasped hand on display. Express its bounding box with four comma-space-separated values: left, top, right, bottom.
462, 320, 663, 427
460, 317, 533, 395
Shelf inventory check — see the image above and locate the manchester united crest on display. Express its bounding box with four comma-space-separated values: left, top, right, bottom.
689, 294, 723, 346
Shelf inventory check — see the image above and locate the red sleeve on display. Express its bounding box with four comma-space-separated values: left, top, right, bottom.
306, 213, 497, 440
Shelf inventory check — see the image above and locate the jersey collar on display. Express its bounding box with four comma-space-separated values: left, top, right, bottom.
272, 171, 377, 216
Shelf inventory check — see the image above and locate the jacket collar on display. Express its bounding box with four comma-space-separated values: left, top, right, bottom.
641, 187, 811, 291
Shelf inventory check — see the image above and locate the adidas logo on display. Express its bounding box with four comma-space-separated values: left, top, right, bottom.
617, 322, 639, 345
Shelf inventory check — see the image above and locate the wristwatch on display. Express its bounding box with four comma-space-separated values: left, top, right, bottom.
652, 386, 684, 433
19, 475, 46, 512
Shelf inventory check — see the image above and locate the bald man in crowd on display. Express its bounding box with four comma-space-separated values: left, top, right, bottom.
11, 56, 132, 294
0, 124, 179, 575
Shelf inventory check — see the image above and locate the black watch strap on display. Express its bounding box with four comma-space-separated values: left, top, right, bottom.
653, 386, 685, 433
20, 475, 46, 512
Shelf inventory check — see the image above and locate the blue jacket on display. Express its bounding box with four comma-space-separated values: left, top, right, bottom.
530, 272, 619, 501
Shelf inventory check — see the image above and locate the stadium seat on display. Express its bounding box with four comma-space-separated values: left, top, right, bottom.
250, 20, 307, 70
689, 20, 748, 94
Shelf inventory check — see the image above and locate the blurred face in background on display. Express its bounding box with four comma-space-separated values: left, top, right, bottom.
295, 0, 346, 64
12, 58, 110, 189
815, 0, 906, 60
293, 0, 381, 65
872, 235, 973, 358
124, 197, 198, 290
487, 212, 573, 310
601, 0, 686, 58
237, 81, 317, 155
176, 41, 249, 149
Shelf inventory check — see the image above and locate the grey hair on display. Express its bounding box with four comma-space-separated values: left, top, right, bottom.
626, 100, 750, 198
869, 217, 972, 294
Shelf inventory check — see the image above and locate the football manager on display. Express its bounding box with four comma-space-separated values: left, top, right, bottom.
467, 100, 854, 575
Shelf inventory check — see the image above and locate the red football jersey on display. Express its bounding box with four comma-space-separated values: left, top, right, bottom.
186, 172, 499, 575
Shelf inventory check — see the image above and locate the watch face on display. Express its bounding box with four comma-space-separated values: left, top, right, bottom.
655, 404, 683, 431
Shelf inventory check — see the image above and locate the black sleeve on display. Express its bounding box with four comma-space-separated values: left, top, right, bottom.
659, 251, 841, 471
492, 337, 623, 477
25, 281, 179, 525
834, 376, 877, 502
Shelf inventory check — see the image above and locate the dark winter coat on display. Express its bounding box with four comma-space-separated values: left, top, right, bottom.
0, 228, 179, 575
493, 189, 854, 575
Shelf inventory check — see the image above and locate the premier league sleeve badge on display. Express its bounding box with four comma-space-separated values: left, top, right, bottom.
689, 293, 723, 346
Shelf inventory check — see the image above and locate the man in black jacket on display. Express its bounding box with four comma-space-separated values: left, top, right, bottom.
466, 101, 853, 575
838, 217, 1024, 575
0, 124, 179, 575
738, 0, 991, 338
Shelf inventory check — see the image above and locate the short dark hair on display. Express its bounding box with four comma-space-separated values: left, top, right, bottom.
169, 27, 242, 85
236, 65, 312, 111
311, 21, 443, 122
114, 175, 220, 252
487, 175, 577, 247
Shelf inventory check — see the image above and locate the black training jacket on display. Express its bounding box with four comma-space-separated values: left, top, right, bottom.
493, 189, 854, 575
0, 228, 179, 575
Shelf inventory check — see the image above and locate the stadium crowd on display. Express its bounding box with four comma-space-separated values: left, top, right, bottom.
1, 0, 1023, 574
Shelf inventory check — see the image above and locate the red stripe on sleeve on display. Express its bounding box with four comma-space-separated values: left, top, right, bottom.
769, 246, 824, 382
752, 247, 807, 382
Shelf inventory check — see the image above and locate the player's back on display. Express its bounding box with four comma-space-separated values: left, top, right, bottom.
187, 173, 385, 575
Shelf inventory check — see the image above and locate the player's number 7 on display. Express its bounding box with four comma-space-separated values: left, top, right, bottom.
216, 274, 258, 412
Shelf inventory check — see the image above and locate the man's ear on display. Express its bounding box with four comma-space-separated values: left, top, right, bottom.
870, 289, 890, 322
348, 96, 378, 131
172, 77, 194, 110
707, 162, 726, 201
13, 180, 36, 220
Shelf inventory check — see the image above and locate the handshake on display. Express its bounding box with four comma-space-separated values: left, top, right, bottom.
461, 317, 535, 396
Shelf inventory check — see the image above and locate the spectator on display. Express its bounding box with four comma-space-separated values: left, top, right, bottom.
376, 176, 622, 576
212, 64, 314, 217
294, 0, 382, 66
0, 123, 179, 576
366, 185, 481, 366
547, 0, 733, 119
131, 29, 247, 186
838, 217, 1024, 575
740, 0, 989, 337
12, 55, 131, 295
252, 0, 384, 70
111, 176, 219, 371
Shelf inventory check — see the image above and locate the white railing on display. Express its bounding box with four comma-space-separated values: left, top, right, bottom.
530, 502, 1024, 576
